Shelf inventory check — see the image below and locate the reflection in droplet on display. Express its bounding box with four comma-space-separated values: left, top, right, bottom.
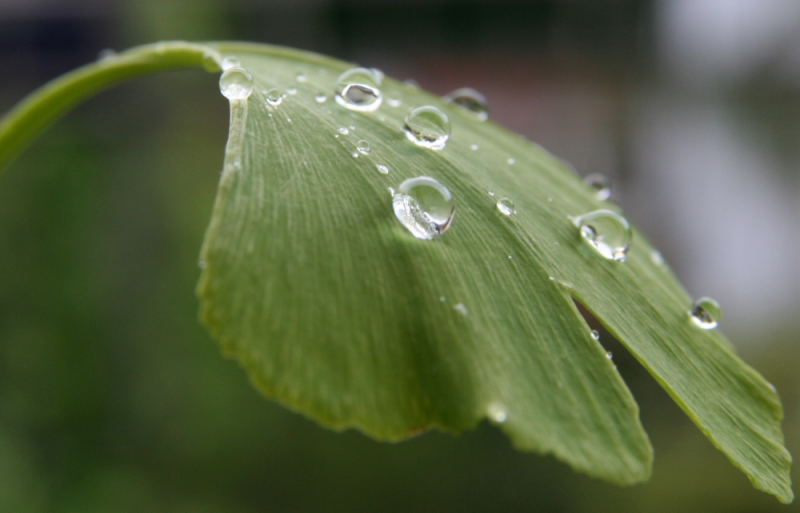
444, 87, 489, 121
690, 297, 722, 330
392, 176, 455, 239
496, 198, 516, 216
584, 173, 612, 201
572, 209, 632, 262
219, 68, 254, 101
335, 67, 383, 112
404, 106, 450, 150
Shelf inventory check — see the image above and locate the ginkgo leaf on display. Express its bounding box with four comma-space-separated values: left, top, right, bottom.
0, 41, 792, 503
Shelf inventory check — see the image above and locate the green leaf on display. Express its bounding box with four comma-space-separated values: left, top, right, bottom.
0, 41, 792, 502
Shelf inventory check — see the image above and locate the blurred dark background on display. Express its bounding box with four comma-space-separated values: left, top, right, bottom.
0, 0, 798, 511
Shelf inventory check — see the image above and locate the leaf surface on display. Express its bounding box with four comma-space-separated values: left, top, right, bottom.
0, 41, 791, 502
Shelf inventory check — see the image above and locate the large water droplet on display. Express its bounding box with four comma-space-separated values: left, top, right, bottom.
392, 176, 455, 239
496, 198, 516, 216
404, 106, 450, 150
444, 87, 489, 121
690, 297, 722, 330
487, 402, 508, 423
219, 68, 254, 101
584, 173, 612, 201
573, 209, 631, 262
335, 67, 383, 112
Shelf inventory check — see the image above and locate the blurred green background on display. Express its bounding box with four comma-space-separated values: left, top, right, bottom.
0, 0, 798, 511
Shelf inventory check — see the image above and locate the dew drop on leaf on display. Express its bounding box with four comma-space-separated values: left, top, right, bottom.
573, 209, 632, 262
444, 87, 489, 121
453, 303, 469, 316
314, 93, 327, 103
356, 139, 371, 155
584, 173, 612, 201
376, 164, 390, 175
690, 297, 722, 330
591, 330, 600, 340
487, 402, 508, 423
392, 176, 455, 239
219, 67, 254, 101
496, 198, 516, 216
403, 106, 450, 150
264, 88, 284, 106
335, 67, 383, 112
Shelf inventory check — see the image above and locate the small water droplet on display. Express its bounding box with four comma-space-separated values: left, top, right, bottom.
392, 176, 455, 239
356, 140, 371, 155
352, 152, 359, 158
584, 173, 612, 201
470, 143, 479, 151
690, 297, 722, 330
650, 250, 665, 266
315, 93, 328, 103
591, 330, 600, 340
296, 73, 307, 83
444, 87, 489, 121
335, 67, 383, 111
221, 56, 240, 70
487, 402, 508, 423
506, 157, 516, 165
97, 48, 116, 61
496, 198, 516, 216
439, 296, 447, 302
453, 303, 469, 316
219, 68, 254, 101
376, 164, 390, 175
387, 98, 402, 107
286, 87, 298, 95
286, 117, 293, 123
264, 88, 284, 106
572, 209, 631, 262
387, 186, 396, 196
338, 127, 350, 135
404, 106, 450, 150
606, 351, 614, 360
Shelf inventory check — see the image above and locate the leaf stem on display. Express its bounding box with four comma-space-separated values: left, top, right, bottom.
0, 41, 214, 171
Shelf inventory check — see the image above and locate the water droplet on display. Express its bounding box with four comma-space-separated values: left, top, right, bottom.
584, 173, 612, 201
444, 87, 489, 121
496, 198, 516, 216
219, 68, 254, 101
470, 143, 479, 151
403, 106, 450, 150
264, 88, 284, 106
286, 88, 298, 95
404, 78, 420, 88
439, 296, 447, 302
387, 98, 402, 107
356, 140, 371, 155
315, 93, 328, 103
689, 297, 722, 330
506, 157, 516, 165
97, 48, 116, 61
650, 250, 665, 266
338, 127, 350, 136
392, 176, 455, 239
453, 303, 469, 316
376, 164, 390, 175
221, 56, 240, 70
487, 402, 508, 423
387, 187, 396, 196
572, 209, 631, 262
351, 152, 359, 158
335, 67, 383, 112
606, 351, 614, 360
591, 330, 600, 340
296, 73, 307, 83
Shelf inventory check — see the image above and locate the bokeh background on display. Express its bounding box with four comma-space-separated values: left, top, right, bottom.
1, 0, 798, 511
